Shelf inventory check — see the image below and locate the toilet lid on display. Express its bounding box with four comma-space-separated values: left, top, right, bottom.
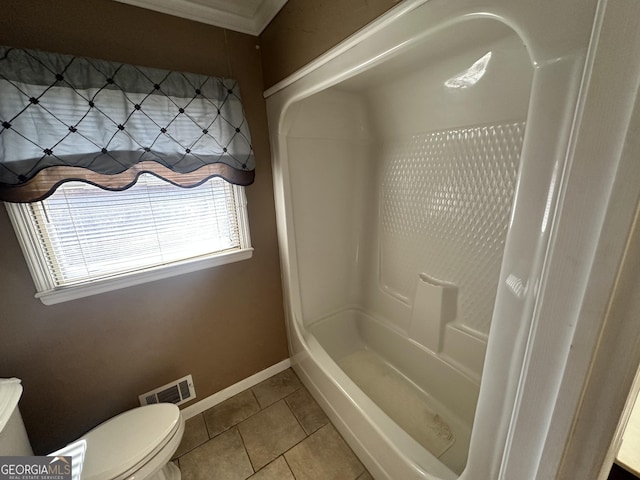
78, 403, 180, 480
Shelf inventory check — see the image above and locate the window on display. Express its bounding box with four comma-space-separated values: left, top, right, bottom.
5, 173, 252, 304
1, 47, 256, 304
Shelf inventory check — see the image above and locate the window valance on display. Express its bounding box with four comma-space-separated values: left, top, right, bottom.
0, 46, 254, 202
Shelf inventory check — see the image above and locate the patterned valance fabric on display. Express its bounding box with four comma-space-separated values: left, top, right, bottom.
0, 46, 254, 202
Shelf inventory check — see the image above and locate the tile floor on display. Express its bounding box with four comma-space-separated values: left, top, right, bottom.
172, 368, 373, 480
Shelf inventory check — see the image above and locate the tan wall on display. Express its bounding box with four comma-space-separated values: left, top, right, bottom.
0, 0, 287, 454
259, 0, 401, 89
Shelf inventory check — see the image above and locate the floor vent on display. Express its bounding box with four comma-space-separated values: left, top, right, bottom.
139, 374, 196, 407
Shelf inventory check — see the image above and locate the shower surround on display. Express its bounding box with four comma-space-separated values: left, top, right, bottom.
264, 0, 616, 478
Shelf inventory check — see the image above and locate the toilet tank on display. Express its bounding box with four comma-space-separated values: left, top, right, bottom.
0, 378, 34, 456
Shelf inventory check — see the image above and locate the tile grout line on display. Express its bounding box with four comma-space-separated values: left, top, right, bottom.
174, 413, 207, 460
280, 422, 332, 464
285, 372, 369, 479
233, 423, 257, 477
248, 387, 261, 411
198, 386, 272, 445
281, 453, 299, 480
276, 423, 366, 480
284, 392, 312, 437
202, 411, 213, 440
239, 378, 309, 478
240, 382, 314, 476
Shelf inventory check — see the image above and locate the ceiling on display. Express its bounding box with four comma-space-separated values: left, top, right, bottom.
113, 0, 288, 36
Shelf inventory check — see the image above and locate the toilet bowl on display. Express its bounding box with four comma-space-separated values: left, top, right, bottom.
0, 378, 185, 480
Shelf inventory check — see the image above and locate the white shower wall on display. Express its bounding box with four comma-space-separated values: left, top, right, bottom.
285, 89, 375, 321
283, 19, 532, 379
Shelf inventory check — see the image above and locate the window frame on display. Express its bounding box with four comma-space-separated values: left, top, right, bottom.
5, 181, 253, 305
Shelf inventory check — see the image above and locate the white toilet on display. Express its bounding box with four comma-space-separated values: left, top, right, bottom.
0, 378, 185, 480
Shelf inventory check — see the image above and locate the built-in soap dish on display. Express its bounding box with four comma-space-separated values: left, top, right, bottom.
409, 273, 458, 353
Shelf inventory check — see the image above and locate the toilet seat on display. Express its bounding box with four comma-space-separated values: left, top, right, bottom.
77, 404, 182, 480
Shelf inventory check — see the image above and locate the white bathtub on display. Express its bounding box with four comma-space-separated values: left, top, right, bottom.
266, 0, 601, 478
310, 308, 477, 475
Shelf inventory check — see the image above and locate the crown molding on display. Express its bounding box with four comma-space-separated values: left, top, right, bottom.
113, 0, 287, 36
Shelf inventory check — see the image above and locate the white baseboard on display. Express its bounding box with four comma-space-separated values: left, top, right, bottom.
181, 358, 291, 420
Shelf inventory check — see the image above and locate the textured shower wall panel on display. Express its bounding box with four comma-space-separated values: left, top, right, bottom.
379, 121, 525, 336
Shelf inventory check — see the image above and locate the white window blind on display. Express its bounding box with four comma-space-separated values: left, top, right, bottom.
6, 173, 252, 304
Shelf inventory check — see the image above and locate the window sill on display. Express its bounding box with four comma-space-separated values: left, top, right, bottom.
35, 248, 254, 305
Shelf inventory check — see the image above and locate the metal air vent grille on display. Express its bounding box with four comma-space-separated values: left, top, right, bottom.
139, 374, 196, 406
